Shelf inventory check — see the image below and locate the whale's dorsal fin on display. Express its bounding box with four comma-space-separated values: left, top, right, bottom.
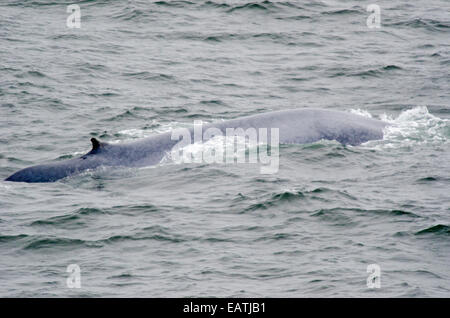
89, 137, 106, 154
91, 138, 100, 151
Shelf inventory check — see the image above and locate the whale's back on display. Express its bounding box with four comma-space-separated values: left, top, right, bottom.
4, 108, 388, 182
211, 109, 387, 146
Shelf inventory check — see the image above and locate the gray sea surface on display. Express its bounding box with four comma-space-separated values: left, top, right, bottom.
0, 0, 449, 297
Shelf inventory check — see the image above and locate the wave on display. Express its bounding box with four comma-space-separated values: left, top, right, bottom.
2, 226, 247, 251
0, 233, 102, 249
121, 71, 175, 81
415, 224, 450, 236
111, 8, 148, 21
163, 31, 297, 44
321, 8, 364, 16
1, 225, 186, 251
106, 0, 300, 20
153, 0, 306, 12
386, 18, 450, 32
4, 0, 102, 8
244, 190, 306, 211
227, 2, 272, 13
102, 234, 184, 244
29, 208, 107, 228
241, 187, 361, 213
329, 65, 403, 78
417, 175, 450, 184
313, 207, 419, 218
154, 0, 195, 8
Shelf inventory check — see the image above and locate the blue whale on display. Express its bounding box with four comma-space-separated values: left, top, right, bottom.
4, 108, 387, 183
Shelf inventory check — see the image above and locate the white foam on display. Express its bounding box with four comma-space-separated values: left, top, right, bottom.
360, 106, 449, 149
116, 121, 197, 143
350, 108, 373, 118
163, 134, 261, 165
117, 128, 151, 139
0, 183, 12, 190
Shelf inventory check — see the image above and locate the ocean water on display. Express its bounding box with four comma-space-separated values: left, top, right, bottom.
0, 0, 449, 297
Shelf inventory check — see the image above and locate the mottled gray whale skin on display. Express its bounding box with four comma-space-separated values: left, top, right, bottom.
5, 108, 387, 183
